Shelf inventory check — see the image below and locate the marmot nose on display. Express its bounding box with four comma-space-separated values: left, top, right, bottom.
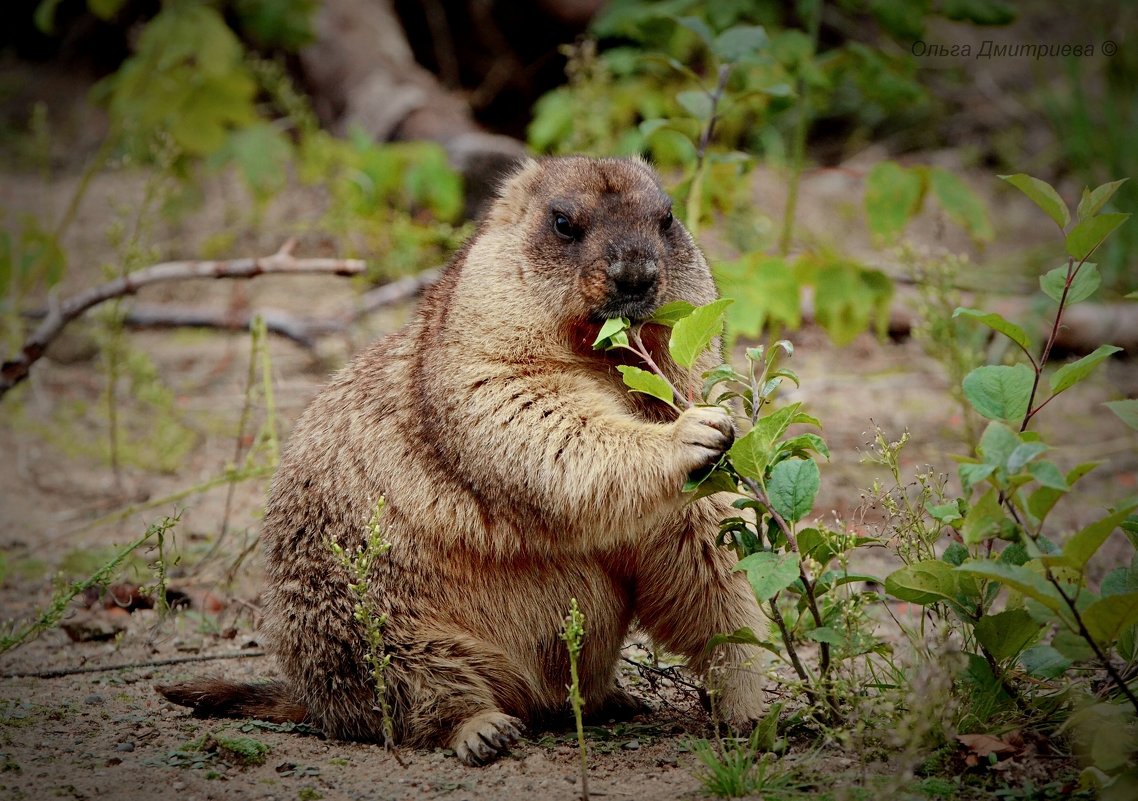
607, 260, 658, 297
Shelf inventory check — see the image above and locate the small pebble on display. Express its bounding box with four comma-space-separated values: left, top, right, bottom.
115, 742, 135, 752
171, 783, 185, 791
622, 739, 640, 751
84, 694, 104, 706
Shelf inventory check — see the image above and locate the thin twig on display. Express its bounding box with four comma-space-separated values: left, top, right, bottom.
767, 597, 815, 701
1, 239, 365, 397
3, 650, 265, 679
620, 656, 706, 693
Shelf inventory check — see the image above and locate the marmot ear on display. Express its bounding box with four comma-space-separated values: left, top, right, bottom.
486, 158, 542, 228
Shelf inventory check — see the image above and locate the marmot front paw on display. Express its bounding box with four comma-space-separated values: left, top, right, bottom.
673, 405, 735, 473
452, 710, 524, 766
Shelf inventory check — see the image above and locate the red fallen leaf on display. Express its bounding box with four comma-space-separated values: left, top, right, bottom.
956, 733, 1021, 759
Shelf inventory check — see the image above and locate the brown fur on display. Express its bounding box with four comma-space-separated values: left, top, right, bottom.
156, 156, 767, 765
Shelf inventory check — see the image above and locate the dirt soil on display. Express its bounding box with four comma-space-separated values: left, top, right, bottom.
1, 149, 1136, 801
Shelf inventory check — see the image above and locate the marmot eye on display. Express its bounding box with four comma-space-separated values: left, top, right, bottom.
553, 213, 575, 240
661, 210, 673, 231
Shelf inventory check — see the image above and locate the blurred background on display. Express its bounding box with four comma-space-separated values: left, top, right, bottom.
1, 3, 1138, 798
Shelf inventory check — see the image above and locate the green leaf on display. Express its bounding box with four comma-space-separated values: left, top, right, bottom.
1027, 462, 1097, 521
953, 308, 1030, 354
808, 260, 894, 346
711, 25, 768, 61
999, 173, 1070, 230
616, 365, 674, 406
885, 560, 958, 606
1102, 560, 1138, 597
674, 16, 714, 48
1066, 213, 1131, 261
1019, 644, 1071, 678
214, 123, 292, 200
797, 528, 833, 563
1007, 442, 1048, 473
592, 317, 630, 349
668, 298, 733, 368
942, 0, 1015, 25
1059, 504, 1138, 570
978, 421, 1022, 469
728, 429, 771, 482
767, 458, 820, 523
1077, 178, 1128, 221
704, 629, 783, 660
962, 489, 1006, 545
714, 255, 800, 342
683, 466, 738, 500
1083, 592, 1138, 646
89, 0, 128, 20
728, 403, 805, 480
1106, 399, 1138, 431
638, 118, 671, 138
864, 161, 924, 243
959, 462, 996, 492
676, 89, 713, 121
34, 0, 64, 33
974, 609, 1042, 662
1027, 460, 1068, 490
956, 561, 1063, 612
648, 301, 696, 326
778, 433, 830, 461
1049, 345, 1122, 395
733, 551, 801, 602
931, 167, 993, 242
943, 542, 969, 566
1052, 629, 1096, 662
928, 503, 964, 526
806, 627, 845, 646
814, 571, 878, 595
962, 364, 1034, 422
1039, 263, 1100, 304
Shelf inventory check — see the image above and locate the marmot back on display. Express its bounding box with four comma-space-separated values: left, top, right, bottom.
158, 156, 767, 765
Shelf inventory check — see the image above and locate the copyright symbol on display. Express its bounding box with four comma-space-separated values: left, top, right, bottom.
1103, 40, 1118, 56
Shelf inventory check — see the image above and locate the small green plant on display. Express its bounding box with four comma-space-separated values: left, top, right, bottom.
560, 597, 589, 801
691, 726, 796, 798
0, 513, 179, 654
328, 498, 399, 761
593, 300, 881, 717
156, 728, 271, 770
880, 173, 1137, 795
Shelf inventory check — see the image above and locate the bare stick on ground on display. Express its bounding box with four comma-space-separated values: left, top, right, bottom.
3, 650, 267, 680
0, 239, 365, 398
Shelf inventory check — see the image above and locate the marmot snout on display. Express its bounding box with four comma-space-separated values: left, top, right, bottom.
157, 155, 768, 765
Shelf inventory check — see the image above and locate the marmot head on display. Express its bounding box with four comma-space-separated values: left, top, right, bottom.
489, 156, 709, 323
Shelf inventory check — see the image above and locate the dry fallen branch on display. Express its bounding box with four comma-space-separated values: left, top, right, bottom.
1, 239, 365, 398
27, 266, 445, 351
115, 305, 343, 349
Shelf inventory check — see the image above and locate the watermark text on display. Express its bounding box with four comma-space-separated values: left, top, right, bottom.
911, 40, 1117, 59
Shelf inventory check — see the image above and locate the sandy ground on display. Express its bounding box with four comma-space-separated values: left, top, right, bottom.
1, 154, 1135, 801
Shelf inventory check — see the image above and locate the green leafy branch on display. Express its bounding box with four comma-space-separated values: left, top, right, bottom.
593, 299, 849, 714
883, 171, 1138, 793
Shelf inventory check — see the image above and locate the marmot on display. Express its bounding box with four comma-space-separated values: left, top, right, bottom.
158, 156, 767, 765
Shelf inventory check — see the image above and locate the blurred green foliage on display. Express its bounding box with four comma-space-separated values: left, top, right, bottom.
528, 0, 1014, 162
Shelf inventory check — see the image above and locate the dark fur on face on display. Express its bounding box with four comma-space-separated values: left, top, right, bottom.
515, 157, 698, 322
